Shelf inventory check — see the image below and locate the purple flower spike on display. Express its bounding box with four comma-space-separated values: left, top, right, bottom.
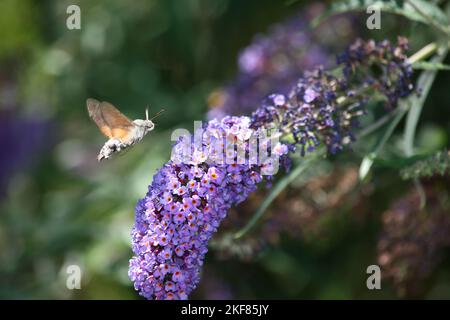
129, 116, 286, 299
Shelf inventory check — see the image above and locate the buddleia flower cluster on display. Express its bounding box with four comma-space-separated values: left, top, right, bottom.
129, 116, 288, 299
129, 38, 415, 299
337, 37, 414, 108
251, 37, 414, 155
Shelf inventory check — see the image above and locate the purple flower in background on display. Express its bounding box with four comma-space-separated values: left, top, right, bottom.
0, 111, 51, 195
207, 4, 360, 120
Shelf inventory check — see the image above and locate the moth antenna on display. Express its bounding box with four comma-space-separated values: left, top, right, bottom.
145, 106, 149, 121
150, 109, 165, 121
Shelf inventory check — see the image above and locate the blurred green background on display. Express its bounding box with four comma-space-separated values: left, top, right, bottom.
1, 0, 450, 299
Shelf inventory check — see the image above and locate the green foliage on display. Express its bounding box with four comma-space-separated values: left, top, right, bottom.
404, 50, 448, 157
412, 61, 450, 71
0, 0, 40, 60
359, 105, 408, 181
313, 0, 449, 29
401, 149, 450, 179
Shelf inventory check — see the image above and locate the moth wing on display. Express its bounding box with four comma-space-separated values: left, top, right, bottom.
99, 101, 135, 141
87, 98, 113, 138
87, 98, 135, 142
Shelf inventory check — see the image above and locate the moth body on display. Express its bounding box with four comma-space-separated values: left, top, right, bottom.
130, 119, 155, 144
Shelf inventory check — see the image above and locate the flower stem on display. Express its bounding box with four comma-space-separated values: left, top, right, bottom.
408, 42, 438, 64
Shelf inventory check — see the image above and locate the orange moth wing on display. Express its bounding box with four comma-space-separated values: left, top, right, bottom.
87, 98, 134, 142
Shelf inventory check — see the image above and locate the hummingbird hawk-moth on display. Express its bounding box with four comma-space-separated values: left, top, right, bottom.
87, 98, 164, 161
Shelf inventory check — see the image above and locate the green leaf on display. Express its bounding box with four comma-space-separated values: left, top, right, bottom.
403, 48, 448, 208
370, 153, 429, 169
312, 0, 449, 29
358, 103, 408, 181
412, 61, 450, 71
404, 49, 448, 157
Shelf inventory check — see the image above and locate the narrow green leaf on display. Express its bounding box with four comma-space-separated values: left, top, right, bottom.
371, 153, 431, 169
404, 49, 448, 157
359, 103, 409, 181
412, 61, 450, 71
312, 0, 449, 29
403, 49, 448, 209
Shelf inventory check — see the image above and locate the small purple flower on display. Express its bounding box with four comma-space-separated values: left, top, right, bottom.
165, 281, 176, 292
173, 186, 187, 196
187, 179, 197, 190
161, 192, 173, 205
173, 211, 186, 224
272, 142, 289, 156
165, 202, 180, 214
168, 179, 181, 191
172, 269, 184, 282
158, 249, 172, 262
175, 246, 185, 257
304, 88, 318, 103
181, 198, 192, 211
207, 167, 223, 184
158, 233, 170, 247
239, 45, 265, 74
186, 212, 196, 224
272, 94, 286, 106
190, 195, 201, 208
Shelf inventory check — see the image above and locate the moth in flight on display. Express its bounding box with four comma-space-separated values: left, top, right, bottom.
87, 98, 164, 161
